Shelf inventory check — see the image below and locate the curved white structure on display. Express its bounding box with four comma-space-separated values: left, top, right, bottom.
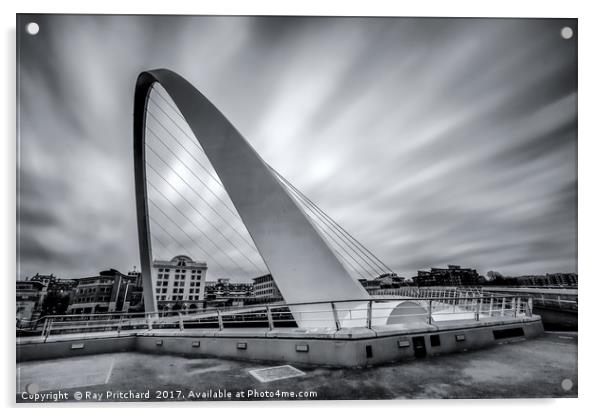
134, 69, 370, 327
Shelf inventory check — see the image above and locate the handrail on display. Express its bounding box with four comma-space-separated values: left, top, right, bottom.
17, 294, 534, 340
19, 295, 520, 324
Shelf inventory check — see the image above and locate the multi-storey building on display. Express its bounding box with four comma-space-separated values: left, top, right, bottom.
16, 274, 79, 321
205, 278, 253, 298
204, 278, 254, 308
67, 269, 141, 314
358, 278, 382, 291
359, 273, 407, 291
125, 270, 145, 311
251, 274, 282, 300
508, 273, 578, 287
16, 280, 46, 323
413, 265, 480, 286
152, 255, 207, 311
546, 273, 578, 287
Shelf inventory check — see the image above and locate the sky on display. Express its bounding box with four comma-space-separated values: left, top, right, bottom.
17, 15, 577, 281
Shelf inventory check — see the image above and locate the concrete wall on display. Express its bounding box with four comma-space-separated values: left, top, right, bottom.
135, 320, 544, 367
17, 336, 136, 362
17, 319, 544, 367
533, 307, 578, 330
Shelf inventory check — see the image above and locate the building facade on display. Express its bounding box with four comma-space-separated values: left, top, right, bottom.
359, 273, 408, 291
152, 255, 207, 311
204, 278, 254, 308
252, 274, 282, 300
497, 273, 578, 287
67, 269, 141, 314
16, 274, 79, 322
16, 280, 46, 323
414, 265, 480, 286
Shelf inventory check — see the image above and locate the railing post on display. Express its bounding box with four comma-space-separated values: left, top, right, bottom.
489, 294, 494, 317
330, 302, 341, 331
515, 298, 520, 317
528, 297, 533, 317
427, 300, 433, 325
266, 306, 274, 330
510, 298, 515, 318
40, 317, 49, 339
217, 310, 224, 331
117, 315, 123, 334
501, 297, 506, 317
366, 300, 373, 329
178, 312, 184, 331
147, 313, 153, 330
476, 295, 482, 321
44, 318, 53, 343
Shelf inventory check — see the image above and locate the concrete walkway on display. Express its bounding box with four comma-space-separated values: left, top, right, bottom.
16, 332, 577, 401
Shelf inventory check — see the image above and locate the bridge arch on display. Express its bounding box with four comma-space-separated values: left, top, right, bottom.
133, 69, 369, 326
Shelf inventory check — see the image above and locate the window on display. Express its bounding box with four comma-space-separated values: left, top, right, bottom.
430, 335, 441, 347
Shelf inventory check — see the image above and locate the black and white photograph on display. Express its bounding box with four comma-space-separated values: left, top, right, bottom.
14, 12, 578, 403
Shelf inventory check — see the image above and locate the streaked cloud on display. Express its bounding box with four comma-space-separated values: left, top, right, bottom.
17, 15, 577, 280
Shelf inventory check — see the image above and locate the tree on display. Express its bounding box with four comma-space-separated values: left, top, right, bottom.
40, 292, 71, 316
486, 270, 503, 281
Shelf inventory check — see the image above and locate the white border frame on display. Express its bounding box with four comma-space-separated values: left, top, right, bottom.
3, 0, 599, 414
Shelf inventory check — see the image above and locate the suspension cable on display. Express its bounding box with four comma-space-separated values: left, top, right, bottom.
145, 134, 258, 253
146, 164, 265, 273
148, 203, 236, 280
272, 167, 394, 275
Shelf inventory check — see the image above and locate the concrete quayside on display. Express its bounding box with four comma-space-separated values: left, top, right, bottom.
17, 294, 543, 367
16, 331, 577, 401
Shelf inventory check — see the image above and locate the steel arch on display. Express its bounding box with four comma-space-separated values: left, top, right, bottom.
133, 69, 368, 325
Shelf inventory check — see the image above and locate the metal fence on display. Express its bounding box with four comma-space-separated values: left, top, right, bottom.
17, 293, 533, 342
372, 286, 577, 312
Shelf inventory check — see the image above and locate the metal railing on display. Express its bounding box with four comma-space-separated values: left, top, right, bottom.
17, 294, 533, 342
530, 294, 578, 311
483, 291, 577, 312
372, 286, 578, 312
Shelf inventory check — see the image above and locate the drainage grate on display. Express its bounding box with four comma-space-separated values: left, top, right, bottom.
248, 365, 306, 383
